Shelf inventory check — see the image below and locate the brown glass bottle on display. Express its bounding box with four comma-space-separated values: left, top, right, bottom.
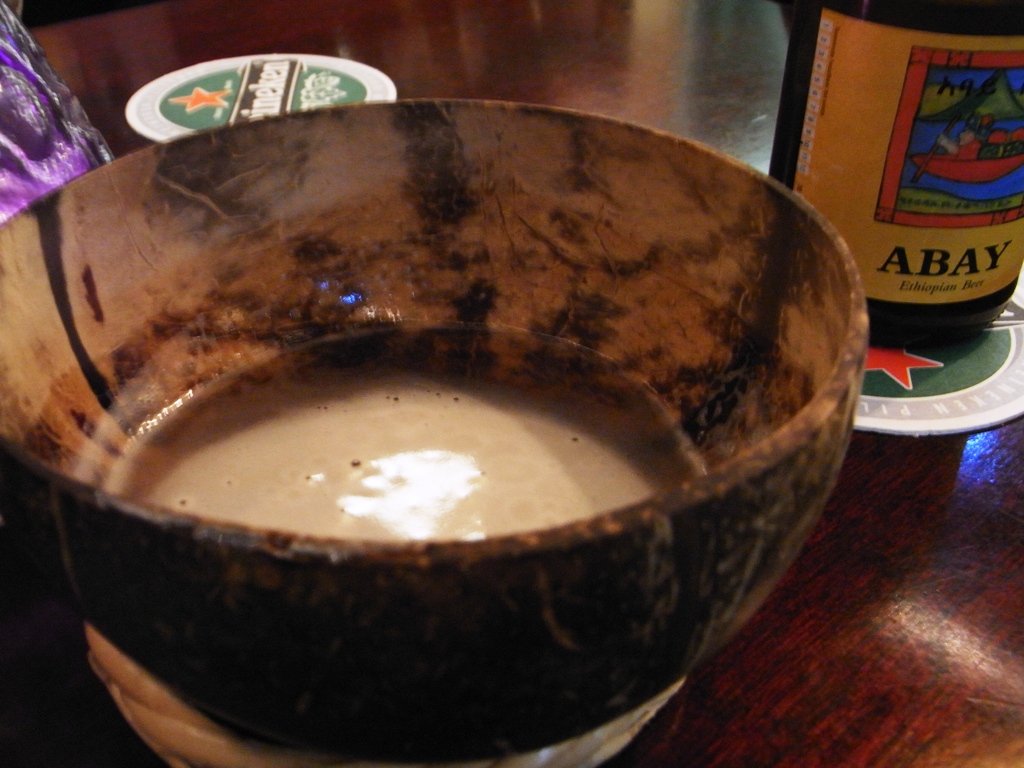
771, 0, 1024, 346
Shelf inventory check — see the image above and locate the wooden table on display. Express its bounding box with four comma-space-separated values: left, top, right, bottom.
3, 1, 1023, 765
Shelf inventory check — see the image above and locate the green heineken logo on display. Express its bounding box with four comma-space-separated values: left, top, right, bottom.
857, 288, 1024, 434
126, 54, 396, 142
863, 335, 1011, 396
159, 58, 369, 131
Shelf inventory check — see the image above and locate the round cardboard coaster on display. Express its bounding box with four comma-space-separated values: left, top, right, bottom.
126, 54, 397, 142
856, 283, 1024, 435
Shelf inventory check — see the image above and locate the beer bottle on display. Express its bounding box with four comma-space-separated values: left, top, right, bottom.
771, 0, 1024, 346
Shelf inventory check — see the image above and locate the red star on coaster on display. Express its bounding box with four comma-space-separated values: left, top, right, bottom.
865, 346, 944, 390
168, 86, 232, 113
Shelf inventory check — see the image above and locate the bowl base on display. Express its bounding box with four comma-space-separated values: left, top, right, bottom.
85, 624, 682, 768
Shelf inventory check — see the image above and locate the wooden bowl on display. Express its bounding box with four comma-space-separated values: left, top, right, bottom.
0, 100, 866, 761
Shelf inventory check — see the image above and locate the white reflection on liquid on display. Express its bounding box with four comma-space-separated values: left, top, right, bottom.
337, 450, 483, 540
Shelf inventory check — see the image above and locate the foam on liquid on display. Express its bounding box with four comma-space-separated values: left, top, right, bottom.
105, 329, 703, 542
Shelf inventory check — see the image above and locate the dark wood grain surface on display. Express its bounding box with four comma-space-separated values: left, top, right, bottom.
3, 1, 1023, 766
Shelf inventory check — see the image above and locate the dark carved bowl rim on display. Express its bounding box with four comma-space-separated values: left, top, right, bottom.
0, 99, 869, 566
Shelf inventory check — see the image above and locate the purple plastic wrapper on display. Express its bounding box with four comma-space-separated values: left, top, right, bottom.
0, 1, 111, 225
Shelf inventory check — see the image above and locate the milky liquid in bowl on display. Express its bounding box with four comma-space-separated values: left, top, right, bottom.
104, 325, 706, 541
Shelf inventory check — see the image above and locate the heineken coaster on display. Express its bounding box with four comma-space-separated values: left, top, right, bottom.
856, 283, 1024, 436
126, 54, 397, 142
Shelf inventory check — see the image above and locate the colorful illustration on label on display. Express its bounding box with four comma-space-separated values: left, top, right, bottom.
878, 48, 1024, 228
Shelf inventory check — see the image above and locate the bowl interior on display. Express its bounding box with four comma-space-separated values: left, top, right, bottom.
0, 99, 863, 515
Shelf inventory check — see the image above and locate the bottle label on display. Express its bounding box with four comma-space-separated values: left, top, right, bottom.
794, 10, 1024, 304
